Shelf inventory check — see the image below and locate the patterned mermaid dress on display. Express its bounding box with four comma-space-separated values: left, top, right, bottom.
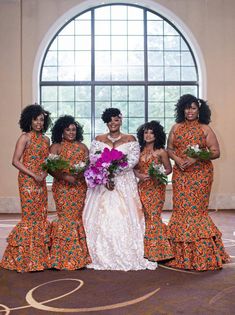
166, 120, 230, 270
50, 140, 91, 270
137, 149, 174, 262
1, 131, 51, 272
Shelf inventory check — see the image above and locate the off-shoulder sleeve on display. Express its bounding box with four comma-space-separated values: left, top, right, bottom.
89, 140, 101, 157
126, 141, 140, 170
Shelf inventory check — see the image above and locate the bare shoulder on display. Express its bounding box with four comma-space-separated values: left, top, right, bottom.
95, 134, 106, 142
123, 134, 136, 142
17, 132, 30, 145
171, 123, 181, 133
200, 124, 213, 136
79, 142, 89, 152
43, 135, 50, 145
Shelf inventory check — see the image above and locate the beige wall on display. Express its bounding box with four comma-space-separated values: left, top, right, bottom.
0, 0, 234, 212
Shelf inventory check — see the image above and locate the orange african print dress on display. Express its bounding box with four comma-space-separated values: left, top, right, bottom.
166, 120, 230, 270
50, 140, 91, 270
137, 150, 174, 262
1, 131, 50, 272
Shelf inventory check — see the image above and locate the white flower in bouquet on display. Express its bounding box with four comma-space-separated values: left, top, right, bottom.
184, 144, 211, 160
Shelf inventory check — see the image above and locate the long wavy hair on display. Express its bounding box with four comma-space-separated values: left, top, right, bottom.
51, 115, 84, 143
19, 104, 51, 133
175, 94, 211, 124
137, 120, 166, 151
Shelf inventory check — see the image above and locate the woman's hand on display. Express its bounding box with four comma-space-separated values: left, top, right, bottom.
105, 175, 115, 191
63, 174, 78, 184
105, 180, 115, 191
175, 156, 197, 171
33, 172, 47, 184
138, 173, 150, 182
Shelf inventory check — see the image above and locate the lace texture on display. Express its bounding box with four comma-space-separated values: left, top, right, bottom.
83, 141, 157, 271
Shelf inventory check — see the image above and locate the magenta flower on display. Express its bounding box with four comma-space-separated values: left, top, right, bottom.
84, 147, 128, 188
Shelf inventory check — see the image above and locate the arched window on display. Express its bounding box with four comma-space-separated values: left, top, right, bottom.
40, 4, 198, 143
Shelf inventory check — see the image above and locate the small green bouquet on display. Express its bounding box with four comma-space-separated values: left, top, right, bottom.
184, 144, 211, 160
70, 161, 88, 175
42, 154, 69, 172
148, 162, 168, 185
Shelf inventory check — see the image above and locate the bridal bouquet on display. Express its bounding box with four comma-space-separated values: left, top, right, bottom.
84, 148, 128, 188
148, 161, 168, 185
184, 144, 211, 160
42, 154, 69, 172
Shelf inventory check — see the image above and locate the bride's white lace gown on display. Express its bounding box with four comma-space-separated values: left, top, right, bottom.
83, 140, 157, 271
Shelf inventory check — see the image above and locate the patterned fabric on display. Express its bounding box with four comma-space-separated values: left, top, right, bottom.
1, 131, 50, 272
166, 120, 230, 270
137, 149, 174, 262
50, 140, 91, 270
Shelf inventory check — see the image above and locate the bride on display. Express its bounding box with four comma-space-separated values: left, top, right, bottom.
83, 108, 157, 271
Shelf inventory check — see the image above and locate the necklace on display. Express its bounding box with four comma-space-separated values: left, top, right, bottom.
107, 134, 122, 143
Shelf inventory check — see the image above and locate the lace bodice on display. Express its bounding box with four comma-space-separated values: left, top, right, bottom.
90, 140, 140, 170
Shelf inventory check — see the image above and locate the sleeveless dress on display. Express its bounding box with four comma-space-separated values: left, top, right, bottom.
1, 131, 50, 272
50, 140, 91, 270
166, 120, 230, 270
83, 140, 157, 271
137, 149, 174, 262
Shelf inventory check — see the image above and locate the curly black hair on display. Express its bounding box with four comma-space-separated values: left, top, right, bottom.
175, 94, 211, 124
101, 108, 122, 123
51, 115, 84, 143
19, 104, 51, 132
137, 120, 166, 151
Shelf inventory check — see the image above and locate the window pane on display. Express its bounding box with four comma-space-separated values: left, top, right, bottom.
75, 102, 91, 117
58, 67, 75, 80
181, 67, 197, 81
111, 36, 127, 50
95, 36, 111, 50
128, 66, 144, 80
148, 51, 163, 66
58, 51, 74, 66
59, 86, 74, 101
148, 66, 164, 81
128, 21, 144, 35
76, 86, 91, 101
147, 21, 163, 35
128, 51, 144, 66
41, 86, 57, 101
129, 102, 144, 117
112, 86, 128, 101
44, 51, 57, 66
148, 36, 163, 50
58, 36, 74, 50
149, 86, 164, 101
148, 102, 164, 117
43, 101, 57, 117
111, 21, 127, 35
75, 66, 91, 80
129, 86, 144, 100
75, 20, 91, 35
165, 66, 180, 81
58, 102, 75, 116
41, 4, 198, 147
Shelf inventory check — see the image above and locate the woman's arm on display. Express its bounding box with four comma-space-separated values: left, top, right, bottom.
12, 134, 45, 183
203, 125, 220, 160
159, 149, 172, 175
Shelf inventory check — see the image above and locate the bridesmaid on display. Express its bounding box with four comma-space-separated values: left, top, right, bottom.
1, 104, 51, 272
135, 121, 174, 262
166, 94, 230, 270
49, 115, 91, 270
